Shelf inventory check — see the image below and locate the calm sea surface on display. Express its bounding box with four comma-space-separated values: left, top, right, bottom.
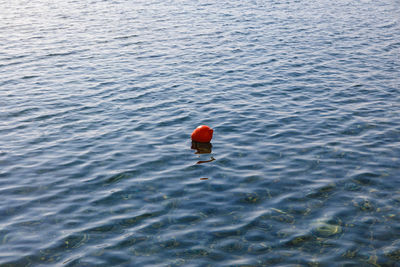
1, 0, 400, 266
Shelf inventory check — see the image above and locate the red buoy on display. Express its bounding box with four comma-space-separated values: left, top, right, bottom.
191, 125, 213, 143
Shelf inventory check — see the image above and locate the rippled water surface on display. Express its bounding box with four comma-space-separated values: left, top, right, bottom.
1, 0, 400, 266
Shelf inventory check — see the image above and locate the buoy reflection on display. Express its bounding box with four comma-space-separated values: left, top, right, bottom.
191, 141, 212, 154
191, 141, 215, 164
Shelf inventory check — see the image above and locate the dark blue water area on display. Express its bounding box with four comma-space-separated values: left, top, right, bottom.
1, 0, 400, 266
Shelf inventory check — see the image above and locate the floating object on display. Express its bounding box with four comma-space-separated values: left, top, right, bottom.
191, 125, 213, 143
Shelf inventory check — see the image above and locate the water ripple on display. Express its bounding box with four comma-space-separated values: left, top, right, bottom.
1, 0, 400, 266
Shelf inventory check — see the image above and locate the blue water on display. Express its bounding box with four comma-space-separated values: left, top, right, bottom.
1, 0, 400, 266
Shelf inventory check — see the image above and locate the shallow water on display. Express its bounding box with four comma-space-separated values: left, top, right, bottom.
1, 0, 400, 266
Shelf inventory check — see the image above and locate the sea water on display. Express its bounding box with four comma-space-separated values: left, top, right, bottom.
1, 0, 399, 265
